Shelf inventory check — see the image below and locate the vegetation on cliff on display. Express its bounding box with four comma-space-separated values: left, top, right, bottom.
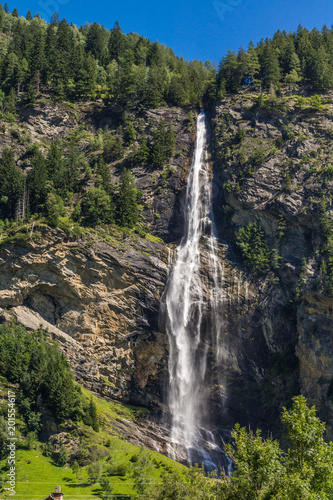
0, 323, 98, 437
0, 322, 186, 499
1, 3, 333, 498
212, 90, 333, 296
0, 9, 213, 105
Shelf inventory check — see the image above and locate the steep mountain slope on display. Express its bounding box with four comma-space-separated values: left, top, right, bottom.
210, 90, 333, 435
2, 89, 333, 447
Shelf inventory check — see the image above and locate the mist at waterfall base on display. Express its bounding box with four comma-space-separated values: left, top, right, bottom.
160, 111, 230, 473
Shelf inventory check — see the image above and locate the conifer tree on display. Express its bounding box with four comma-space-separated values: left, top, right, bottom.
108, 21, 124, 62
218, 50, 241, 92
135, 134, 150, 165
245, 42, 260, 84
259, 42, 281, 88
0, 148, 24, 219
86, 397, 99, 432
96, 158, 112, 194
85, 22, 107, 62
82, 187, 113, 225
124, 120, 136, 145
312, 45, 333, 88
28, 148, 48, 213
151, 120, 175, 168
145, 66, 165, 107
50, 11, 60, 25
116, 168, 138, 228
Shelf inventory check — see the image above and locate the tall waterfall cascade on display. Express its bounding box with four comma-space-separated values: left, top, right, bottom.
160, 110, 226, 468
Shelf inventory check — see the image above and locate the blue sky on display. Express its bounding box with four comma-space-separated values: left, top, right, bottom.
8, 0, 333, 63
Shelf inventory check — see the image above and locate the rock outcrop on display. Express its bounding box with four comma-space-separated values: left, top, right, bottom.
209, 91, 333, 432
0, 225, 169, 409
1, 91, 333, 452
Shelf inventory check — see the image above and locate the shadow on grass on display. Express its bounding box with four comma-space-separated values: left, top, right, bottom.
66, 482, 92, 488
92, 485, 103, 495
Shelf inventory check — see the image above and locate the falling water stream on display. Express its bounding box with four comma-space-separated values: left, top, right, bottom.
160, 110, 225, 469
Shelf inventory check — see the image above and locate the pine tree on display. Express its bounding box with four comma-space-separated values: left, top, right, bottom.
0, 148, 24, 219
145, 66, 165, 107
124, 120, 136, 145
12, 7, 18, 17
135, 134, 150, 166
96, 158, 112, 194
28, 148, 48, 213
150, 120, 175, 168
54, 19, 75, 98
259, 42, 281, 88
296, 26, 315, 84
3, 3, 9, 13
285, 53, 301, 86
50, 11, 59, 25
168, 76, 188, 106
108, 21, 124, 62
57, 443, 67, 466
25, 9, 32, 20
29, 26, 46, 95
63, 143, 80, 193
312, 45, 333, 89
146, 41, 161, 66
134, 37, 148, 66
45, 23, 58, 85
74, 52, 96, 99
87, 397, 99, 432
289, 52, 301, 74
82, 188, 113, 225
245, 43, 260, 84
116, 168, 138, 228
85, 22, 107, 62
217, 50, 241, 92
47, 141, 66, 196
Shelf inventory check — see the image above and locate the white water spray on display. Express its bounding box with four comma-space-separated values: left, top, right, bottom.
160, 111, 224, 464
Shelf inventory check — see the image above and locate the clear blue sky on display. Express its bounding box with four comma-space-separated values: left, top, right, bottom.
8, 0, 333, 63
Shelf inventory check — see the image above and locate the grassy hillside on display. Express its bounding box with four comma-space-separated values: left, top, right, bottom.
0, 376, 185, 500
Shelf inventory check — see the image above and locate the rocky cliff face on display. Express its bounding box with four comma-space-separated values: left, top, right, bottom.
0, 226, 169, 408
0, 99, 199, 452
209, 90, 333, 433
1, 92, 333, 452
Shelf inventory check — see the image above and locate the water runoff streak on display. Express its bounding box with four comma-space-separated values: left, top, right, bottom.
160, 110, 225, 469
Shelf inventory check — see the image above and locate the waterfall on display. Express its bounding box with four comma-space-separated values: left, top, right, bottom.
160, 110, 225, 468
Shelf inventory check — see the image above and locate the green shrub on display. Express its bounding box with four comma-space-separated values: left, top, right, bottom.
236, 222, 271, 275
310, 94, 322, 111
82, 188, 114, 225
282, 124, 295, 141
0, 324, 88, 431
103, 132, 124, 162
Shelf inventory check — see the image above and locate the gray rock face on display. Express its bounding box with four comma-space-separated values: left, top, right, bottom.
209, 92, 333, 432
0, 226, 169, 409
2, 93, 333, 452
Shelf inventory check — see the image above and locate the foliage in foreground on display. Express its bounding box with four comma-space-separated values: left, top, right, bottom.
148, 396, 333, 499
